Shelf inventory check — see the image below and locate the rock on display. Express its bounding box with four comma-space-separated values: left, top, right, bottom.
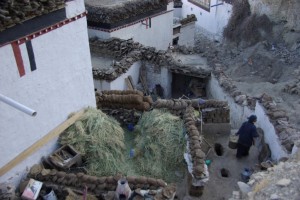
270, 194, 280, 200
276, 178, 291, 187
237, 181, 251, 195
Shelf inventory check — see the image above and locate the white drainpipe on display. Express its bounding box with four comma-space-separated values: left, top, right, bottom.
0, 93, 37, 117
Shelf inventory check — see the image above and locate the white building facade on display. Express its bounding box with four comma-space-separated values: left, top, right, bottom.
0, 0, 96, 183
179, 0, 232, 39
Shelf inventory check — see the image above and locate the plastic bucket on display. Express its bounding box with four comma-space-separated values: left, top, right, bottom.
43, 189, 57, 200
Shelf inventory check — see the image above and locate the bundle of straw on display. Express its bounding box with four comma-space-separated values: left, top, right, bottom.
133, 109, 186, 182
59, 108, 126, 176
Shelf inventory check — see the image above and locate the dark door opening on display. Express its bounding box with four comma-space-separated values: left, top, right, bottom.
171, 73, 207, 98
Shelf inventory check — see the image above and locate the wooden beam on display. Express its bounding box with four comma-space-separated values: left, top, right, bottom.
128, 75, 135, 90
0, 109, 85, 177
125, 78, 133, 90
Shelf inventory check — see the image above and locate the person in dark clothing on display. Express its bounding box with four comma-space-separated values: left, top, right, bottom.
236, 115, 259, 158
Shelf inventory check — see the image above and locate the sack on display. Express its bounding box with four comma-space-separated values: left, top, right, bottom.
228, 133, 239, 149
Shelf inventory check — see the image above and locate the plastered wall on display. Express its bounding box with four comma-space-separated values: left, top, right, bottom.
178, 22, 196, 47
181, 0, 232, 39
0, 1, 96, 183
94, 61, 142, 91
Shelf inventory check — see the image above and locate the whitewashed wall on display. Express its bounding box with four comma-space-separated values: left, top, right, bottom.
0, 1, 95, 183
207, 75, 287, 160
146, 63, 172, 98
94, 61, 142, 91
181, 0, 232, 39
88, 2, 174, 50
178, 22, 195, 47
174, 8, 182, 18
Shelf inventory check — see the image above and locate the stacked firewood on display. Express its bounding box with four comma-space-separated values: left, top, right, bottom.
90, 37, 211, 81
0, 0, 64, 31
96, 90, 153, 111
86, 0, 169, 24
180, 14, 197, 25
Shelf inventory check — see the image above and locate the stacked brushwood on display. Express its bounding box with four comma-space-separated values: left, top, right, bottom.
0, 0, 65, 32
183, 107, 206, 179
153, 98, 229, 123
101, 108, 142, 126
86, 0, 168, 25
27, 165, 167, 197
90, 37, 211, 81
96, 90, 153, 111
180, 14, 197, 25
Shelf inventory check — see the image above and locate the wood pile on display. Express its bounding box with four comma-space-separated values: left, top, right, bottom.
0, 0, 65, 32
96, 90, 153, 111
90, 37, 211, 81
86, 0, 169, 25
180, 14, 197, 25
27, 164, 167, 198
183, 107, 206, 179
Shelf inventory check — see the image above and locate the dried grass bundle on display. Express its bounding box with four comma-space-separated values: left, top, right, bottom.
59, 108, 126, 176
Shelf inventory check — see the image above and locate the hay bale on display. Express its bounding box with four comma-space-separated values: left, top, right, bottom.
133, 109, 186, 182
59, 108, 126, 177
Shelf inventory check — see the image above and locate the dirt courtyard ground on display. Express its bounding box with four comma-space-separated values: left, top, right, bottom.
176, 129, 260, 200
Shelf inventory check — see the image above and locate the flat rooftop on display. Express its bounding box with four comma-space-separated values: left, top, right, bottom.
91, 53, 116, 70
171, 52, 210, 71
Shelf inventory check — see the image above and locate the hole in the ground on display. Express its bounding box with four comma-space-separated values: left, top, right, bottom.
214, 143, 224, 156
220, 168, 229, 177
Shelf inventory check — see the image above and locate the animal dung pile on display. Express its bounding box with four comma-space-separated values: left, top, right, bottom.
27, 165, 167, 194
0, 0, 65, 31
96, 90, 153, 111
183, 107, 206, 179
59, 108, 126, 177
133, 109, 186, 182
153, 98, 230, 123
